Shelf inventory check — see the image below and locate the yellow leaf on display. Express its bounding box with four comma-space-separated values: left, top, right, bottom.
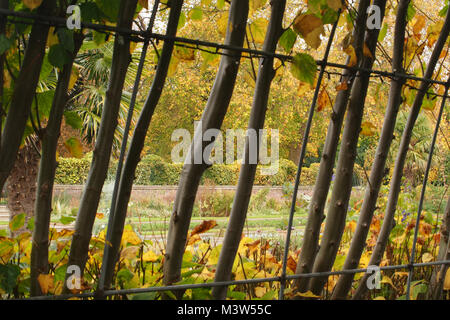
47, 27, 59, 47
344, 45, 357, 67
68, 66, 79, 91
254, 286, 267, 298
37, 274, 54, 295
23, 0, 43, 10
129, 41, 137, 55
373, 296, 386, 300
167, 56, 180, 77
421, 252, 433, 263
361, 121, 377, 136
444, 268, 450, 290
287, 255, 297, 273
413, 15, 426, 37
121, 226, 142, 246
293, 13, 324, 49
296, 290, 321, 298
335, 81, 348, 91
317, 87, 332, 112
217, 12, 229, 37
380, 276, 395, 288
248, 18, 268, 44
142, 250, 159, 262
0, 237, 15, 263
64, 137, 83, 158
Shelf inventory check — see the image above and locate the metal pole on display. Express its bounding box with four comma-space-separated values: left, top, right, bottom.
405, 77, 449, 299
96, 0, 160, 298
278, 11, 341, 300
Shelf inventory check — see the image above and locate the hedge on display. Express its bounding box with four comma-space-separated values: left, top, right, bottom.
55, 154, 365, 186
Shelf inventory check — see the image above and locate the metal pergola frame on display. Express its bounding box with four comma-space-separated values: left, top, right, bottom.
1, 3, 449, 301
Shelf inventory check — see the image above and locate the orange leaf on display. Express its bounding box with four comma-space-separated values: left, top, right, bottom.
413, 15, 426, 37
361, 121, 377, 136
287, 255, 297, 273
293, 13, 324, 49
344, 45, 357, 67
190, 220, 218, 237
317, 87, 332, 112
335, 82, 348, 91
37, 274, 54, 295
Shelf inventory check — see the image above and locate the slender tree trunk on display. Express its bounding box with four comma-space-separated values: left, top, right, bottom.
0, 0, 56, 191
163, 0, 249, 287
0, 0, 8, 143
428, 196, 450, 299
295, 0, 371, 292
331, 0, 410, 300
30, 33, 84, 296
308, 0, 387, 296
101, 0, 184, 290
353, 8, 450, 300
211, 0, 286, 300
66, 0, 138, 280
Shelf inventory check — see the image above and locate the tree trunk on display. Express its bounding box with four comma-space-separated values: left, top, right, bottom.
295, 0, 371, 292
30, 33, 84, 296
66, 0, 138, 281
163, 0, 249, 288
428, 196, 450, 299
101, 0, 184, 290
353, 8, 450, 300
331, 0, 410, 300
307, 0, 387, 296
7, 142, 40, 238
0, 0, 8, 143
211, 0, 286, 300
0, 0, 56, 191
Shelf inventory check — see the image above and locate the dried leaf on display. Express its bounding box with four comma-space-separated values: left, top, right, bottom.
293, 13, 324, 49
361, 121, 377, 136
317, 87, 332, 112
296, 290, 320, 298
335, 81, 348, 91
190, 220, 218, 237
37, 274, 54, 295
287, 255, 297, 273
413, 15, 426, 37
344, 44, 357, 67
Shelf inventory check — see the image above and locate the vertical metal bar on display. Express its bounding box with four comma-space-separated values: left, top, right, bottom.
405, 78, 449, 300
97, 0, 160, 297
278, 11, 341, 300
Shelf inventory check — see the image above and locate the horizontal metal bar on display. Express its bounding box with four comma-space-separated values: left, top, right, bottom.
1, 9, 448, 87
24, 260, 450, 300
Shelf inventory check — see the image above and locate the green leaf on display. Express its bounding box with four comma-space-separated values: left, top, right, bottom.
64, 111, 83, 129
33, 91, 55, 119
9, 213, 26, 232
39, 54, 54, 81
0, 264, 20, 294
60, 215, 76, 225
439, 4, 449, 17
261, 290, 277, 300
178, 11, 186, 30
27, 217, 35, 231
216, 0, 225, 9
189, 7, 203, 20
80, 2, 102, 23
290, 53, 317, 85
48, 44, 71, 69
57, 28, 75, 53
378, 23, 388, 42
321, 7, 339, 25
279, 28, 297, 53
0, 34, 13, 55
64, 137, 83, 158
407, 1, 416, 22
181, 267, 204, 278
95, 0, 120, 22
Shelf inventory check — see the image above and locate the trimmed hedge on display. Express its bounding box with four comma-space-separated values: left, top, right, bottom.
55, 154, 364, 186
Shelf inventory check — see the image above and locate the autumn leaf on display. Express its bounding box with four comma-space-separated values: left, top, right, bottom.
444, 268, 450, 290
413, 15, 426, 38
23, 0, 43, 10
142, 250, 159, 262
120, 246, 140, 260
327, 0, 343, 11
174, 46, 195, 61
37, 274, 54, 295
380, 275, 395, 288
254, 286, 267, 298
9, 213, 26, 232
344, 44, 357, 67
250, 0, 267, 12
248, 18, 268, 44
335, 81, 348, 91
190, 220, 218, 237
293, 13, 324, 49
138, 0, 148, 9
244, 239, 261, 254
121, 226, 142, 246
363, 42, 374, 59
217, 12, 229, 37
361, 121, 377, 136
64, 137, 83, 158
287, 255, 297, 273
317, 87, 332, 112
68, 66, 79, 91
295, 290, 320, 298
0, 237, 15, 263
421, 252, 433, 263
